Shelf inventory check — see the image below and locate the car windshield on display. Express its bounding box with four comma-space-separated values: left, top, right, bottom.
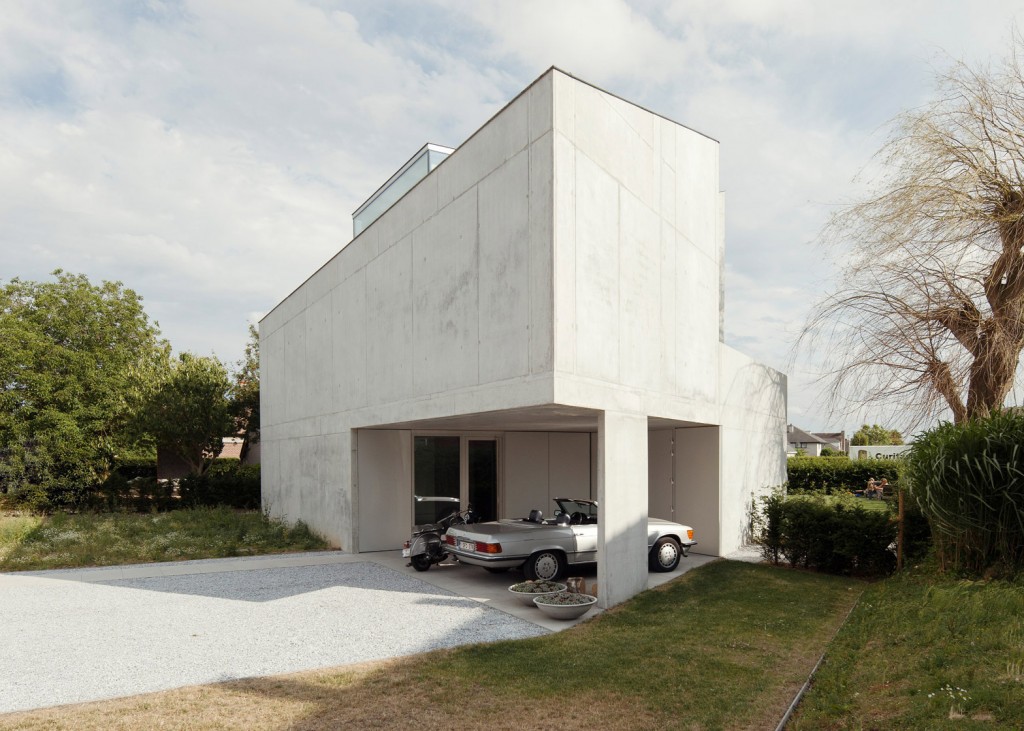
554, 498, 598, 522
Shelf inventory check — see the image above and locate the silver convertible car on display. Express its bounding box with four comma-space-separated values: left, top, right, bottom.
444, 497, 697, 581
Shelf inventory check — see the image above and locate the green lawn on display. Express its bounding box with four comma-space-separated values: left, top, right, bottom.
0, 507, 329, 571
791, 566, 1024, 729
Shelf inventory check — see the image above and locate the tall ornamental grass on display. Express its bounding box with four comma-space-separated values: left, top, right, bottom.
906, 410, 1024, 575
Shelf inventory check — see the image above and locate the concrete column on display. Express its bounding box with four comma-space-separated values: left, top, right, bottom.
597, 410, 649, 608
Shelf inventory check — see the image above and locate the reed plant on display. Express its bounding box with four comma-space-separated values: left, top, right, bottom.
905, 410, 1024, 575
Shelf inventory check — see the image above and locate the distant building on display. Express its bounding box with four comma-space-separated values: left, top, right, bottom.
849, 444, 912, 460
787, 425, 828, 457
812, 431, 848, 453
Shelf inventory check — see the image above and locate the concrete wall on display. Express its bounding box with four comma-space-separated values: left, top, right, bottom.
551, 72, 721, 418
261, 73, 558, 547
504, 432, 591, 519
718, 344, 788, 553
674, 426, 721, 555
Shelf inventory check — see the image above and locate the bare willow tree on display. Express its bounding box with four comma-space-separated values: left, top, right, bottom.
803, 35, 1024, 427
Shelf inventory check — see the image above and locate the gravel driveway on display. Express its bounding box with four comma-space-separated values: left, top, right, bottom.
0, 556, 548, 714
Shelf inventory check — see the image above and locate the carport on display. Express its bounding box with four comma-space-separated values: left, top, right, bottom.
354, 405, 724, 608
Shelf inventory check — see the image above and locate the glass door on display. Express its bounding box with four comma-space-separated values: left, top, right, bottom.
467, 439, 498, 522
413, 435, 460, 524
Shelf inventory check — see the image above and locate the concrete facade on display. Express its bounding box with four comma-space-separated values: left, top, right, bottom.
260, 68, 787, 608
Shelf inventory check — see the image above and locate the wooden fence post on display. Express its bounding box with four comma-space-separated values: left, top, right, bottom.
897, 489, 905, 572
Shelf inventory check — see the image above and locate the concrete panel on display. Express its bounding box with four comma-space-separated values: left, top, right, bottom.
356, 430, 412, 552
503, 432, 549, 520
320, 430, 353, 550
597, 410, 648, 608
548, 432, 590, 502
303, 253, 341, 308
338, 227, 379, 277
648, 429, 674, 521
674, 426, 720, 556
618, 188, 662, 391
365, 235, 414, 403
574, 151, 619, 382
332, 269, 366, 412
412, 189, 479, 393
478, 149, 530, 383
305, 292, 334, 416
675, 130, 719, 259
437, 91, 529, 208
260, 325, 285, 428
527, 71, 553, 143
283, 312, 307, 423
529, 132, 555, 375
552, 133, 576, 375
573, 82, 655, 211
552, 71, 575, 140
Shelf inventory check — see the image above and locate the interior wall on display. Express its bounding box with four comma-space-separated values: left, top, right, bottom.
647, 429, 674, 521
673, 426, 720, 555
356, 429, 412, 552
503, 431, 590, 519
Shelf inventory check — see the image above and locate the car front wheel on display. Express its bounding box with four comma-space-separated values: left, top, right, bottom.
648, 537, 682, 572
523, 550, 567, 581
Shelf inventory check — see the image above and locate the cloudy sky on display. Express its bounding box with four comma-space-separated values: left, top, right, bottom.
3, 0, 1023, 433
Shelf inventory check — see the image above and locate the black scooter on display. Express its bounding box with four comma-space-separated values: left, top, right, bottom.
403, 499, 477, 572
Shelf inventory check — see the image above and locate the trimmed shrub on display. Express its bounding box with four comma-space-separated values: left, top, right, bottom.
787, 456, 902, 493
179, 463, 260, 509
111, 457, 157, 481
905, 410, 1024, 576
756, 492, 897, 576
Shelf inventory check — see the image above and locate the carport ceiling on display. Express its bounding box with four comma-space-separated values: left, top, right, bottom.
363, 405, 705, 433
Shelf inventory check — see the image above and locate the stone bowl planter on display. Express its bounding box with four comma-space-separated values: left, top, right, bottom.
507, 580, 567, 606
533, 592, 598, 620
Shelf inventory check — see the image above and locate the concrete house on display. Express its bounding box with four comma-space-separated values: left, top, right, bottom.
260, 68, 787, 607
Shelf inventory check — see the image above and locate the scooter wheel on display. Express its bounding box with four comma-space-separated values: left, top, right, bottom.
410, 555, 432, 572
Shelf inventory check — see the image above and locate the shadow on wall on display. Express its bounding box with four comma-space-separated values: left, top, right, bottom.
720, 360, 788, 546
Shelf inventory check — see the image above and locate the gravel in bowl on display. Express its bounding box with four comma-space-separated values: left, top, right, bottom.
533, 592, 597, 620
507, 580, 567, 606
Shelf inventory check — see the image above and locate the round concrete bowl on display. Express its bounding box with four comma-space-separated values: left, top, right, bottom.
507, 582, 567, 606
533, 593, 598, 620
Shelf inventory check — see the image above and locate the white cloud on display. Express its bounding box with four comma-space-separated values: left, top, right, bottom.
2, 0, 1023, 427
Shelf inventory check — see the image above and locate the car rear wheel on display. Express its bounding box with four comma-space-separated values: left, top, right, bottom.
523, 550, 567, 581
648, 537, 681, 572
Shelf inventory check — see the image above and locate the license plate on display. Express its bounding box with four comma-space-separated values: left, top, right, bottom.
401, 548, 411, 558
458, 540, 475, 552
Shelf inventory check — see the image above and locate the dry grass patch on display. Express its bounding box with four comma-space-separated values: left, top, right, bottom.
0, 561, 863, 731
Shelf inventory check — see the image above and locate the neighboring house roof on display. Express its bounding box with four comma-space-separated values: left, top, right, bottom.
812, 431, 846, 448
787, 425, 827, 446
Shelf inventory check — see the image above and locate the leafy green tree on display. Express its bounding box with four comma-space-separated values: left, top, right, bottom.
230, 324, 260, 461
135, 353, 234, 476
0, 271, 164, 507
850, 424, 904, 446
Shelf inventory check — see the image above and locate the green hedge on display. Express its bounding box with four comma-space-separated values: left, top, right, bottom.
89, 462, 260, 512
787, 456, 902, 493
756, 492, 897, 576
905, 410, 1024, 576
179, 463, 260, 510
